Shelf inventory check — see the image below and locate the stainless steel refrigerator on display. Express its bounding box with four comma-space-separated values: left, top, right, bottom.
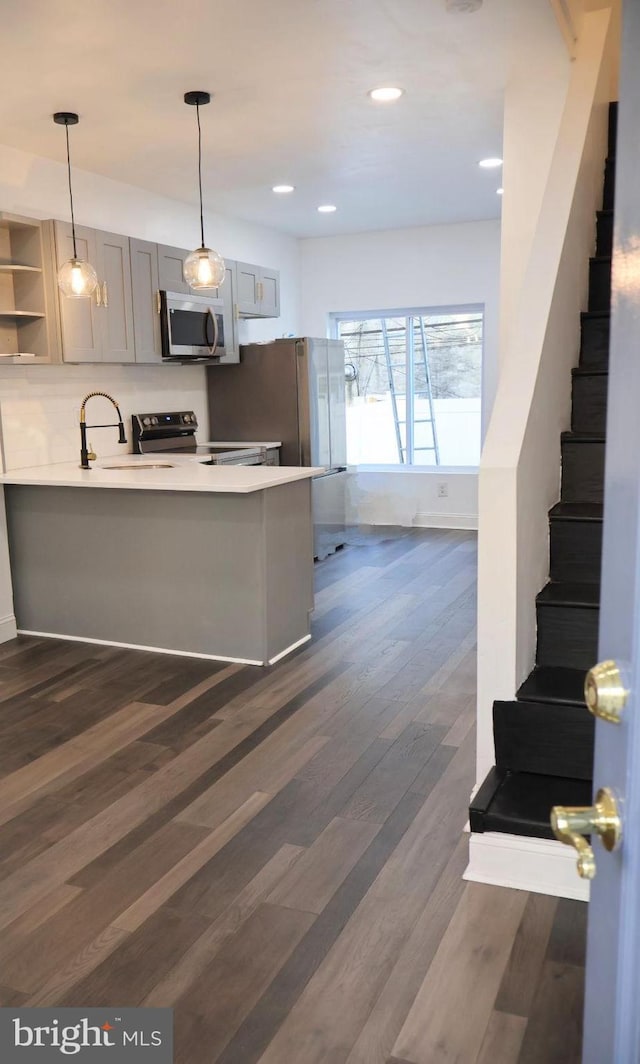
207, 337, 348, 559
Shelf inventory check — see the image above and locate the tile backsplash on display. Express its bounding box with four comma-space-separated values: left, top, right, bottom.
0, 364, 209, 472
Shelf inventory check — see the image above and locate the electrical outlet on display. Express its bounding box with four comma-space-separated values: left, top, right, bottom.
437, 482, 449, 499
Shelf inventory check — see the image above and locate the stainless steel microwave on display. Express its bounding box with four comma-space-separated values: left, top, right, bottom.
160, 290, 237, 362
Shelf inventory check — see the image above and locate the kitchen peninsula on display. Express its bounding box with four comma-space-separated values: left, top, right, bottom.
1, 458, 323, 666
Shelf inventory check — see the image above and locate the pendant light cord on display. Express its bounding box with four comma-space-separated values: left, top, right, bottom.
64, 122, 78, 259
196, 102, 205, 249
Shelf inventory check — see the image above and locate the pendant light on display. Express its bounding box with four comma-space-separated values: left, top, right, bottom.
53, 112, 98, 299
183, 91, 225, 290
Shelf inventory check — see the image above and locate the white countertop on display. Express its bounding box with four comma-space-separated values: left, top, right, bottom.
0, 454, 323, 494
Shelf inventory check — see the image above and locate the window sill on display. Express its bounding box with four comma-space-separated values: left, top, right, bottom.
351, 464, 479, 475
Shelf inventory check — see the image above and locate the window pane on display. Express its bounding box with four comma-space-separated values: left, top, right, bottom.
337, 308, 482, 467
340, 318, 408, 464
411, 312, 482, 466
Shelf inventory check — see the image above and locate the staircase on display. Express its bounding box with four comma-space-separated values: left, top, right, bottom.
470, 102, 617, 842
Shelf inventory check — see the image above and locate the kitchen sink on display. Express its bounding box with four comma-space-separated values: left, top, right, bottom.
100, 463, 176, 470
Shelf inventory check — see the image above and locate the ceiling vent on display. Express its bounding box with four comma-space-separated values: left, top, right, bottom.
445, 0, 483, 11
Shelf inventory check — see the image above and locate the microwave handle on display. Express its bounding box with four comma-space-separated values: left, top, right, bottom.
205, 308, 219, 355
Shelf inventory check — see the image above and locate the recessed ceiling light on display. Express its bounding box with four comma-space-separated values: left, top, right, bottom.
272, 184, 295, 194
317, 204, 337, 213
479, 157, 503, 169
368, 86, 404, 103
497, 187, 504, 195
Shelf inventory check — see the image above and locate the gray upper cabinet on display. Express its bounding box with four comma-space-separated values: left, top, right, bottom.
50, 222, 275, 363
259, 266, 280, 317
217, 262, 239, 364
53, 221, 135, 363
53, 222, 102, 363
157, 244, 191, 295
98, 230, 135, 363
234, 261, 280, 318
130, 237, 162, 363
235, 262, 261, 315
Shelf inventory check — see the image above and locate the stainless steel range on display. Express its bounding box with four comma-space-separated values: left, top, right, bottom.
132, 411, 267, 465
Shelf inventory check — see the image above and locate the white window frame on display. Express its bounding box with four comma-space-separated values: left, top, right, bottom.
329, 304, 484, 472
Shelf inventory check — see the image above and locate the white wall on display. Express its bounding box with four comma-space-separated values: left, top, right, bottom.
299, 219, 500, 527
347, 469, 478, 530
499, 0, 571, 367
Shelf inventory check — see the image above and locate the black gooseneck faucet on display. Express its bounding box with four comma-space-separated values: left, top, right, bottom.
79, 392, 127, 469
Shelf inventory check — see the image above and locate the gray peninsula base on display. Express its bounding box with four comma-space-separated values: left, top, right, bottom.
5, 479, 314, 665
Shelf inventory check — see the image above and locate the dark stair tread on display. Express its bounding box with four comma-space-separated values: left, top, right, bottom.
571, 366, 608, 377
517, 666, 587, 706
549, 502, 603, 522
597, 209, 614, 219
590, 255, 612, 265
537, 581, 600, 608
561, 430, 605, 443
470, 770, 593, 840
581, 310, 610, 321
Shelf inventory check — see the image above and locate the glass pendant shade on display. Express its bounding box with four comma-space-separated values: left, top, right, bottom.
57, 257, 99, 299
53, 112, 99, 299
183, 91, 225, 291
183, 246, 225, 290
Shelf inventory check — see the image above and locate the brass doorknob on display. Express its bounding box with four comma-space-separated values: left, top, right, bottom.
551, 787, 622, 879
585, 660, 629, 723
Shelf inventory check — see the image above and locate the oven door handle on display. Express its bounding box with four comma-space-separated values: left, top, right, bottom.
205, 308, 219, 356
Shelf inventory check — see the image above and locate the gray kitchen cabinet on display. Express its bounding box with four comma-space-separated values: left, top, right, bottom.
50, 221, 277, 363
130, 237, 162, 363
234, 261, 280, 318
259, 266, 280, 317
235, 261, 261, 315
98, 230, 135, 363
54, 221, 135, 363
0, 214, 60, 363
219, 262, 238, 362
157, 244, 191, 295
53, 221, 102, 363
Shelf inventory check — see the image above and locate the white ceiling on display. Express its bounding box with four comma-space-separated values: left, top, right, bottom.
0, 0, 510, 237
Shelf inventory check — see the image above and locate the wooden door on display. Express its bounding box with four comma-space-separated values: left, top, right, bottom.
582, 4, 640, 1060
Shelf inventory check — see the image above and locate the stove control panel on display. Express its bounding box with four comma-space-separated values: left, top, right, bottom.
137, 411, 198, 430
132, 411, 200, 453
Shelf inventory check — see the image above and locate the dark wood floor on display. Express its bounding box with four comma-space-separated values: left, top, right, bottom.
0, 527, 586, 1063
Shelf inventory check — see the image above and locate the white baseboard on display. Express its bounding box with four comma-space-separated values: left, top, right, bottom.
18, 629, 266, 667
0, 613, 17, 643
413, 512, 479, 531
465, 830, 590, 902
268, 634, 311, 665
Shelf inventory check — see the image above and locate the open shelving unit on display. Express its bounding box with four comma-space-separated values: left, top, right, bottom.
0, 213, 54, 363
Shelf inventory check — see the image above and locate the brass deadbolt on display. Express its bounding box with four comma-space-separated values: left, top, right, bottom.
585, 661, 629, 724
